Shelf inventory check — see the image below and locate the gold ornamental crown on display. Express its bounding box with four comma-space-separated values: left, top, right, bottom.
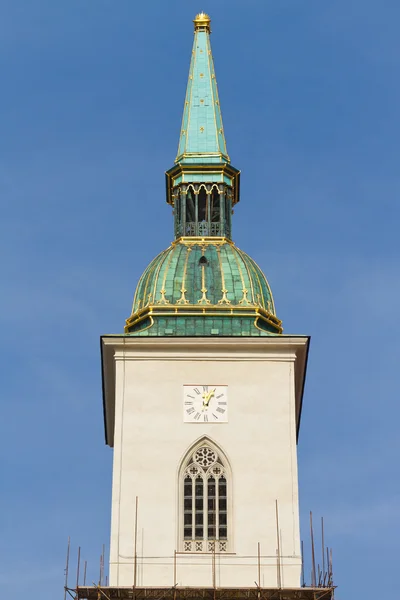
193, 12, 211, 32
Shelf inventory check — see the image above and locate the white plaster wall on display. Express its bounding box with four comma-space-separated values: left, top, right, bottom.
107, 339, 304, 588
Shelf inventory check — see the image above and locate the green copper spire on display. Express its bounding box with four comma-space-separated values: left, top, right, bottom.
176, 13, 229, 164
124, 14, 282, 337
166, 14, 240, 238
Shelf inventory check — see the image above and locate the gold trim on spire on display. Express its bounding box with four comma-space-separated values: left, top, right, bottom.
193, 12, 211, 32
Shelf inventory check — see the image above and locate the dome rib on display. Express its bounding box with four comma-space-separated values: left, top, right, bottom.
152, 246, 173, 304
133, 247, 168, 312
245, 252, 276, 314
236, 245, 257, 304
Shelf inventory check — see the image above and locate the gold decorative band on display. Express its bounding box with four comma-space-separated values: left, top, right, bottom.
172, 236, 231, 246
124, 304, 283, 334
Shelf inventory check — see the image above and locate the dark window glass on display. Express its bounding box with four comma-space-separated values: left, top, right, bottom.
198, 188, 207, 221
219, 527, 227, 540
186, 188, 196, 222
175, 192, 180, 222
225, 197, 230, 227
195, 478, 203, 497
195, 498, 203, 511
218, 476, 227, 541
208, 477, 216, 539
184, 476, 193, 539
194, 476, 204, 538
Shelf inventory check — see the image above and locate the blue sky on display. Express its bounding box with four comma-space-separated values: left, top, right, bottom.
1, 1, 399, 598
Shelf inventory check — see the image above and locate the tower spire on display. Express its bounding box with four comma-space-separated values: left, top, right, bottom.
166, 14, 240, 239
176, 12, 229, 164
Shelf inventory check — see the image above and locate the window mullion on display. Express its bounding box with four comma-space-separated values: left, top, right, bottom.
216, 475, 219, 541
204, 474, 208, 542
195, 190, 199, 235
207, 192, 211, 233
191, 476, 195, 540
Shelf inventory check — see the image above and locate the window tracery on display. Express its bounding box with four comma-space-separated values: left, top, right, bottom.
180, 441, 230, 552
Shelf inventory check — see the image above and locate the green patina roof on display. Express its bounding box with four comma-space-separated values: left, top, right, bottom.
125, 241, 282, 336
176, 19, 229, 164
121, 16, 281, 338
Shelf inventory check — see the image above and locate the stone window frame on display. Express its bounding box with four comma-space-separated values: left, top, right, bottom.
178, 436, 233, 553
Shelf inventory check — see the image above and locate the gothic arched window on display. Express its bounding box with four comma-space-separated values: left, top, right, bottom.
179, 439, 231, 553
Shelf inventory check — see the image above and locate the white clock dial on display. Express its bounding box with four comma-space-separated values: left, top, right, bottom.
183, 385, 228, 423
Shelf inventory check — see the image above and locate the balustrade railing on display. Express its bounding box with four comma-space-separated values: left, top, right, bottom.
185, 222, 222, 236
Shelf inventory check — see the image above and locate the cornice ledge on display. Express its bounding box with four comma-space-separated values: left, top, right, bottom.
101, 334, 309, 354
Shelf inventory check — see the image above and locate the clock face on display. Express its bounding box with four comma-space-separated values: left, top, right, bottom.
183, 385, 228, 423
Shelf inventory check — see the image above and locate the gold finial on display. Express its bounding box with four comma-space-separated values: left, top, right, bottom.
193, 12, 211, 33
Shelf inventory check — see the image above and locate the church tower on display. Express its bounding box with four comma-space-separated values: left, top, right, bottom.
97, 13, 332, 599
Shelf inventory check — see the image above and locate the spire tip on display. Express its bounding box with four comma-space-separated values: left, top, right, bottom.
193, 12, 211, 32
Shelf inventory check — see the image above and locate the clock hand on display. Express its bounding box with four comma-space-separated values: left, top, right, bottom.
202, 389, 213, 410
204, 389, 216, 407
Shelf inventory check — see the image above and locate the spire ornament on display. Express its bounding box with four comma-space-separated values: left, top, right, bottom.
193, 12, 211, 32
